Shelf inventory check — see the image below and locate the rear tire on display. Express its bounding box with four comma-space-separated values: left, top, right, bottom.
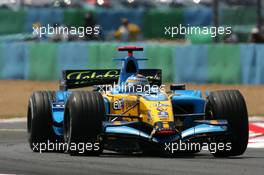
206, 90, 248, 157
64, 91, 105, 156
27, 91, 57, 152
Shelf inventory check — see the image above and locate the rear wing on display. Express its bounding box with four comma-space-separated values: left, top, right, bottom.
60, 69, 162, 90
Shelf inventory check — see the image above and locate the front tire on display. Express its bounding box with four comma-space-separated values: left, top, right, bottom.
206, 90, 248, 157
64, 91, 105, 156
27, 91, 57, 152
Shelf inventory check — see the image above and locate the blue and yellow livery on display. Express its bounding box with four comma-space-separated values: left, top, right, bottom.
27, 46, 249, 157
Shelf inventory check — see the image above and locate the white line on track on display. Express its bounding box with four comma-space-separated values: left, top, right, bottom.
248, 142, 264, 148
0, 118, 26, 123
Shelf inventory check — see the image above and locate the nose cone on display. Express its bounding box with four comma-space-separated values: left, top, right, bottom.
140, 96, 174, 127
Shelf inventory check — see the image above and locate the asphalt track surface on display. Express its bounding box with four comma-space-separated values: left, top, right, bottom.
0, 121, 264, 175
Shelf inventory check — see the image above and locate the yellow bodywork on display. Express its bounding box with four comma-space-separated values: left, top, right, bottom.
103, 93, 174, 129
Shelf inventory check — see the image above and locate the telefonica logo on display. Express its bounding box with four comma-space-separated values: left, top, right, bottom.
66, 70, 120, 80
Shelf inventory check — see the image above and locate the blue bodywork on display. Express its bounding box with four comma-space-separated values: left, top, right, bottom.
50, 46, 228, 148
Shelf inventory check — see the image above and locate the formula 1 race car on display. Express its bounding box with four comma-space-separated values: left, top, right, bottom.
27, 46, 248, 157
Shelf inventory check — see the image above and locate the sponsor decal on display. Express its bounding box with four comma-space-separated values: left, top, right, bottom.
112, 98, 124, 110
157, 106, 167, 112
63, 69, 162, 85
66, 70, 119, 80
150, 102, 169, 108
158, 111, 169, 118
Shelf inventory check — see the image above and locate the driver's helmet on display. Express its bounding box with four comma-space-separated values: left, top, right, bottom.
124, 74, 150, 93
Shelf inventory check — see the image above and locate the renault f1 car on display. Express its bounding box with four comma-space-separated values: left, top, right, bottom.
27, 46, 248, 157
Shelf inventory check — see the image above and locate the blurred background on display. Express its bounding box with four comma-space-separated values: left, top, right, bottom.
1, 0, 264, 117
0, 0, 264, 83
